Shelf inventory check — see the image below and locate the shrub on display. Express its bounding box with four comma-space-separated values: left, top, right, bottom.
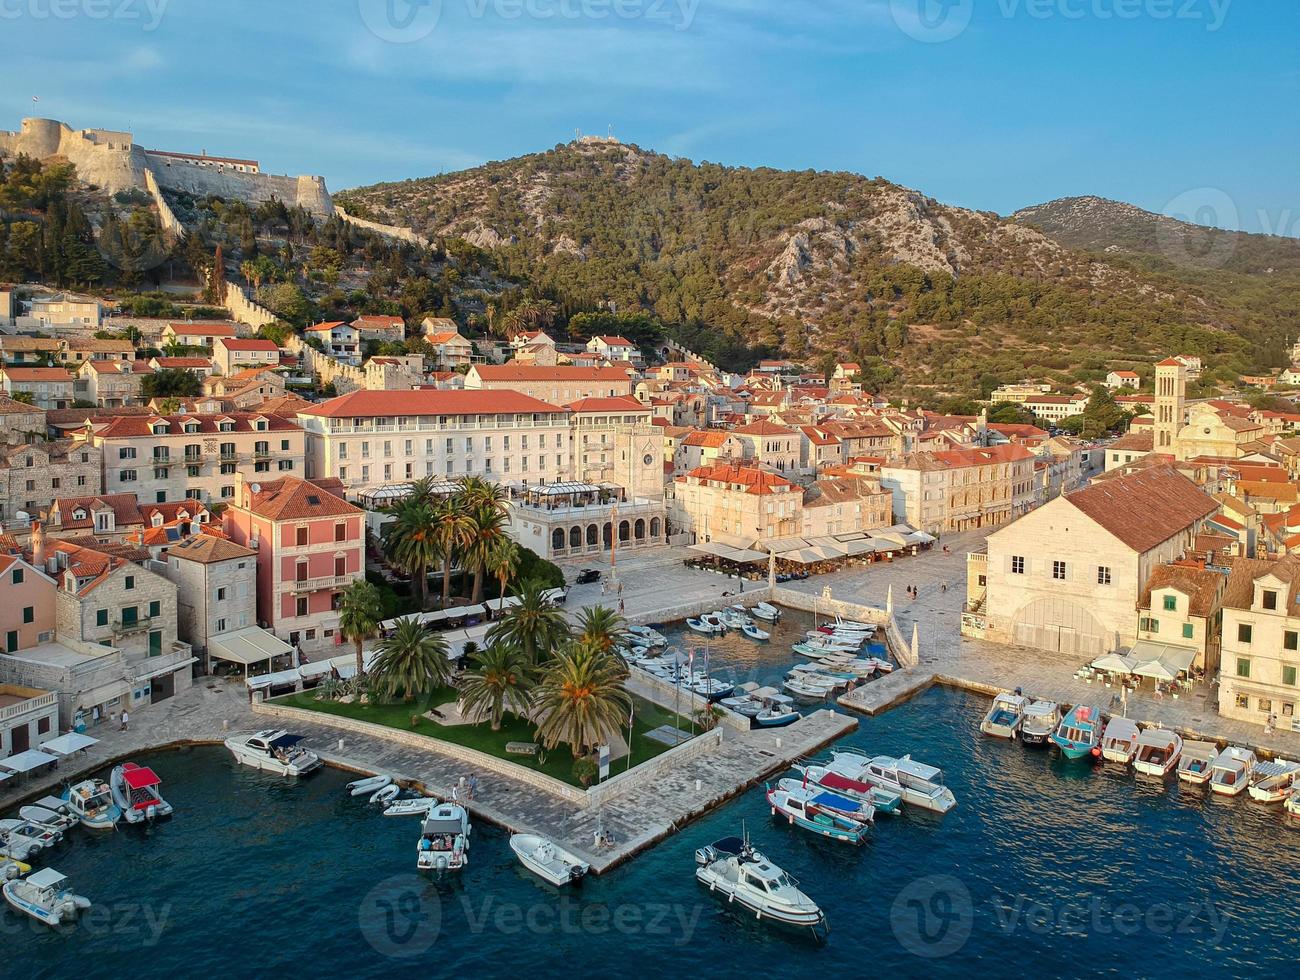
572, 757, 599, 787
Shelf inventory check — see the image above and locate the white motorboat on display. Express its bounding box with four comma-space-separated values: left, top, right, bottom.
720, 608, 751, 630
510, 833, 590, 886
695, 832, 824, 937
753, 692, 800, 728
791, 764, 903, 815
0, 819, 60, 861
1209, 746, 1256, 796
720, 682, 763, 716
783, 674, 841, 700
627, 625, 667, 647
800, 634, 862, 651
687, 615, 725, 635
2, 869, 90, 927
752, 602, 782, 622
226, 730, 322, 777
1099, 717, 1142, 764
688, 676, 736, 701
1019, 701, 1061, 746
383, 797, 437, 818
19, 802, 77, 836
348, 774, 393, 797
62, 779, 121, 829
830, 752, 957, 814
831, 617, 874, 632
417, 802, 470, 871
1132, 728, 1182, 778
110, 763, 174, 824
741, 623, 770, 641
1248, 760, 1300, 803
1177, 740, 1218, 785
980, 692, 1031, 739
775, 777, 875, 825
371, 783, 401, 805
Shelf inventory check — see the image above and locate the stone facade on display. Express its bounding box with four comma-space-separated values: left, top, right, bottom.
55, 560, 179, 662
0, 441, 101, 522
161, 536, 258, 659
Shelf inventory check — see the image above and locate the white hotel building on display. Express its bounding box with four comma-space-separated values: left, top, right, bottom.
297, 390, 574, 490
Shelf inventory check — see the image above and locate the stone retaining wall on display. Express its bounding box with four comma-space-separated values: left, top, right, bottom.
769, 586, 916, 667
222, 280, 279, 330
336, 206, 430, 247
143, 168, 185, 236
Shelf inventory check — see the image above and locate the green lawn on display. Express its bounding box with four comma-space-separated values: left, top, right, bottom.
272, 689, 686, 787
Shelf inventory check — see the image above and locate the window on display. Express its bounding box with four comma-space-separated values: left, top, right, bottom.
124, 575, 135, 590
96, 609, 108, 626
1182, 623, 1194, 640
278, 460, 294, 471
221, 486, 234, 499
1287, 631, 1298, 652
296, 526, 308, 547
1236, 693, 1249, 709
1264, 590, 1278, 611
1140, 617, 1159, 634
296, 596, 308, 617
120, 469, 137, 483
121, 606, 138, 627
148, 600, 160, 618
119, 447, 136, 460
216, 618, 226, 633
1096, 566, 1111, 585
1010, 556, 1025, 575
22, 606, 33, 624
216, 587, 227, 601
334, 556, 346, 577
1238, 623, 1253, 644
1162, 595, 1177, 612
334, 522, 346, 542
11, 568, 22, 585
1284, 665, 1298, 687
1236, 657, 1251, 678
296, 560, 308, 583
1052, 560, 1067, 581
1260, 698, 1273, 714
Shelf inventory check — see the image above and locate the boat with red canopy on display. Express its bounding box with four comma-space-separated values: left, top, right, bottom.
109, 763, 174, 824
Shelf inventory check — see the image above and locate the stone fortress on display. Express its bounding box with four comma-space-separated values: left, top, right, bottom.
0, 117, 334, 216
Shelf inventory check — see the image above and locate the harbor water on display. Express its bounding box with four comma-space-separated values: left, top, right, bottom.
16, 684, 1300, 978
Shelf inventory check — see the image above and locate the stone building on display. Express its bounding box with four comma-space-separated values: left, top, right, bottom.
0, 394, 44, 445
669, 463, 802, 542
465, 365, 634, 404
0, 440, 102, 522
77, 359, 152, 407
730, 420, 802, 475
0, 367, 74, 409
213, 338, 280, 376
1218, 554, 1300, 728
162, 534, 258, 664
880, 444, 1039, 534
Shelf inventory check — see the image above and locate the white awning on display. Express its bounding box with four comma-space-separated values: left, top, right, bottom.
245, 667, 303, 691
39, 732, 99, 755
689, 542, 766, 563
208, 627, 294, 666
1129, 640, 1198, 680
0, 748, 60, 773
1091, 653, 1137, 674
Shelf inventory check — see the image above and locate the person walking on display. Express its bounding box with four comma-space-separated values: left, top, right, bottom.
468, 773, 478, 801
119, 709, 129, 732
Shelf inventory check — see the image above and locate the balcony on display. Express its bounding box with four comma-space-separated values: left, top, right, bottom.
111, 615, 156, 636
285, 573, 354, 594
0, 688, 58, 724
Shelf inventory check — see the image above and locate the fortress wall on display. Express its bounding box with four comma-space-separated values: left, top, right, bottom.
284, 333, 365, 393
143, 169, 185, 236
335, 206, 429, 247
145, 153, 333, 216
222, 281, 279, 331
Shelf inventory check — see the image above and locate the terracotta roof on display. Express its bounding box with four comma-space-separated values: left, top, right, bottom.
152, 357, 214, 369
64, 339, 135, 353
218, 338, 279, 352
3, 367, 72, 381
352, 315, 404, 328
472, 365, 632, 382
732, 420, 797, 437
593, 335, 635, 346
1108, 431, 1155, 453
91, 412, 300, 438
1066, 466, 1218, 553
169, 534, 256, 564
989, 423, 1049, 439
426, 331, 467, 345
802, 477, 885, 508
83, 360, 151, 375
563, 396, 647, 413
683, 430, 735, 448
1221, 554, 1300, 611
50, 493, 144, 529
1156, 357, 1185, 367
305, 321, 350, 333
679, 463, 793, 494
240, 476, 361, 521
0, 394, 42, 414
300, 389, 566, 419
1138, 563, 1226, 617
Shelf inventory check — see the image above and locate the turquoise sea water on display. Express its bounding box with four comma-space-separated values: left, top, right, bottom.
15, 679, 1300, 979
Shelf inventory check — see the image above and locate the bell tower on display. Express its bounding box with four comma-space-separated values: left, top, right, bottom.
1154, 357, 1186, 456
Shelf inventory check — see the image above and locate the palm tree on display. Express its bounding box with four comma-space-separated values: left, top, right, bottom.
463, 503, 508, 604
534, 644, 632, 756
458, 644, 535, 730
337, 580, 385, 678
486, 580, 570, 664
485, 536, 520, 604
430, 498, 474, 605
575, 605, 627, 658
382, 499, 438, 609
369, 617, 453, 702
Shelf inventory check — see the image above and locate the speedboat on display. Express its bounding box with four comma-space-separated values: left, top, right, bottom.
741, 623, 770, 641
753, 693, 800, 728
510, 834, 589, 886
110, 763, 174, 824
0, 819, 60, 861
348, 774, 393, 797
1100, 717, 1141, 764
1178, 740, 1218, 785
1019, 701, 1061, 747
980, 692, 1030, 739
417, 802, 471, 871
1050, 705, 1103, 760
792, 764, 903, 814
384, 797, 437, 818
720, 608, 751, 630
225, 730, 322, 776
687, 615, 724, 635
688, 676, 736, 701
752, 602, 782, 622
776, 778, 874, 823
829, 752, 957, 814
19, 801, 77, 836
766, 783, 871, 844
62, 779, 121, 829
1248, 760, 1300, 803
1132, 729, 1182, 779
720, 682, 763, 716
627, 625, 667, 647
1209, 746, 1256, 796
695, 832, 825, 938
2, 869, 90, 927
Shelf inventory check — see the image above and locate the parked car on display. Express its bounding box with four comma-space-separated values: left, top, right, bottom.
541, 587, 568, 605
575, 569, 601, 585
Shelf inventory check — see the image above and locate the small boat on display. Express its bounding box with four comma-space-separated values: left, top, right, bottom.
766, 783, 871, 844
110, 763, 174, 824
0, 819, 59, 861
720, 682, 764, 716
371, 783, 401, 805
752, 602, 782, 622
720, 608, 751, 629
627, 625, 667, 647
1177, 740, 1218, 785
1132, 728, 1182, 779
980, 692, 1030, 739
383, 797, 437, 818
799, 635, 862, 651
741, 623, 770, 641
1099, 717, 1141, 764
417, 803, 471, 871
1248, 760, 1300, 803
19, 803, 77, 836
1286, 792, 1300, 822
830, 752, 957, 814
510, 833, 590, 886
1019, 701, 1061, 747
62, 779, 121, 829
695, 832, 825, 938
348, 774, 393, 797
832, 617, 874, 632
782, 674, 841, 700
687, 615, 724, 635
1, 858, 30, 881
1050, 705, 1104, 760
753, 693, 800, 728
1209, 746, 1256, 796
225, 730, 321, 777
2, 868, 91, 927
792, 764, 903, 814
776, 778, 874, 824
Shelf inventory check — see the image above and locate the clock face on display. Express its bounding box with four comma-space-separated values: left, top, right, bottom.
643, 454, 654, 465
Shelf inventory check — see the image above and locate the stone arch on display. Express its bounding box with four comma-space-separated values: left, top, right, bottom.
551, 528, 565, 553
603, 522, 612, 546
650, 517, 661, 538
569, 525, 582, 548
619, 520, 631, 543
634, 518, 646, 541
1010, 596, 1108, 657
586, 524, 599, 546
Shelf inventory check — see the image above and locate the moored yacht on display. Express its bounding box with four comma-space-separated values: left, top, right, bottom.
1132, 728, 1182, 778
791, 764, 903, 814
1019, 701, 1061, 747
225, 730, 321, 777
1209, 746, 1256, 796
1248, 760, 1300, 803
980, 692, 1030, 739
830, 751, 957, 814
695, 832, 825, 938
417, 802, 471, 871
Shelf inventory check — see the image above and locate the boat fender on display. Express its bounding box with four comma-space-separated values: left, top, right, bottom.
1090, 747, 1101, 759
788, 814, 794, 825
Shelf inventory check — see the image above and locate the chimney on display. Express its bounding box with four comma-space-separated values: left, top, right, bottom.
31, 519, 44, 569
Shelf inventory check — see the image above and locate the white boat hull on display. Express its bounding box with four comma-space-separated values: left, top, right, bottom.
510, 834, 589, 886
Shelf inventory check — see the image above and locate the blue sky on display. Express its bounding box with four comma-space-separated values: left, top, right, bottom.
0, 0, 1291, 233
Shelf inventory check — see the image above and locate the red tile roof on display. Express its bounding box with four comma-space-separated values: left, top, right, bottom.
299, 389, 567, 419
218, 338, 279, 352
732, 420, 797, 437
563, 396, 647, 413
91, 412, 300, 438
679, 463, 794, 494
1066, 466, 1218, 553
240, 476, 361, 521
3, 367, 72, 381
472, 365, 632, 382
